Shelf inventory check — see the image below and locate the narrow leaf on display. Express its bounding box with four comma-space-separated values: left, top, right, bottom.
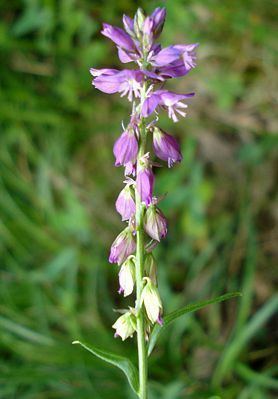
148, 292, 242, 356
72, 340, 139, 394
235, 362, 278, 390
212, 295, 278, 385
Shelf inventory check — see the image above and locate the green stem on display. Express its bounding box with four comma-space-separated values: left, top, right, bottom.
135, 119, 148, 399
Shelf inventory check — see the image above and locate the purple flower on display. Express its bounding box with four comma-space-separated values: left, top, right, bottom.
113, 127, 138, 166
150, 7, 166, 39
122, 14, 135, 37
145, 59, 191, 80
124, 162, 136, 176
117, 47, 139, 64
102, 13, 140, 65
151, 46, 181, 66
153, 127, 182, 167
101, 23, 136, 52
151, 43, 198, 69
144, 205, 167, 241
173, 44, 198, 69
89, 68, 118, 77
142, 89, 195, 122
117, 14, 141, 63
109, 227, 136, 265
142, 16, 154, 50
91, 69, 144, 101
157, 60, 190, 79
136, 161, 154, 206
115, 184, 136, 221
143, 16, 154, 37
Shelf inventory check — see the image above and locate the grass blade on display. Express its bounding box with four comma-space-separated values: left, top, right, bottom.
213, 295, 278, 386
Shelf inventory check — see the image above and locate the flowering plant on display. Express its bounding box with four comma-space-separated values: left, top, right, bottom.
73, 8, 241, 398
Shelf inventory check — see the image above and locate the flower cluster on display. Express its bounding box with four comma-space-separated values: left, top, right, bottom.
90, 8, 197, 341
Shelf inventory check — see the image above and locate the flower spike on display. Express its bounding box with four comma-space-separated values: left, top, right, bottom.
88, 6, 198, 396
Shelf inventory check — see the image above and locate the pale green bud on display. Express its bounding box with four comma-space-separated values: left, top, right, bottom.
141, 277, 163, 325
144, 253, 157, 285
118, 256, 136, 297
134, 8, 145, 38
112, 309, 137, 341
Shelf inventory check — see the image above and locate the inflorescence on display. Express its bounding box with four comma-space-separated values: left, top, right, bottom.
90, 7, 198, 341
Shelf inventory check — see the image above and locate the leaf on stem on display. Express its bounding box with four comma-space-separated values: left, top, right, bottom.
148, 292, 242, 356
72, 340, 139, 394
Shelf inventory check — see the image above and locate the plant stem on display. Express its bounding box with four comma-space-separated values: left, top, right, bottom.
135, 118, 148, 399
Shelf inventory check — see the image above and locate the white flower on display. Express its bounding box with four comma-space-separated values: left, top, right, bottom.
118, 256, 136, 297
141, 277, 163, 324
112, 310, 137, 341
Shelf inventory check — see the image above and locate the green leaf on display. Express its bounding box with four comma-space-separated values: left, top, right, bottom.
235, 361, 278, 390
72, 340, 139, 394
148, 292, 242, 356
212, 295, 278, 386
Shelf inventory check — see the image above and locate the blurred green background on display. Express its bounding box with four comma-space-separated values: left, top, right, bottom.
0, 0, 277, 398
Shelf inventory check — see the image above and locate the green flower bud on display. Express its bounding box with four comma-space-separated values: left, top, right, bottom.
134, 8, 145, 38
144, 253, 157, 285
112, 309, 137, 341
118, 256, 136, 297
141, 277, 163, 325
